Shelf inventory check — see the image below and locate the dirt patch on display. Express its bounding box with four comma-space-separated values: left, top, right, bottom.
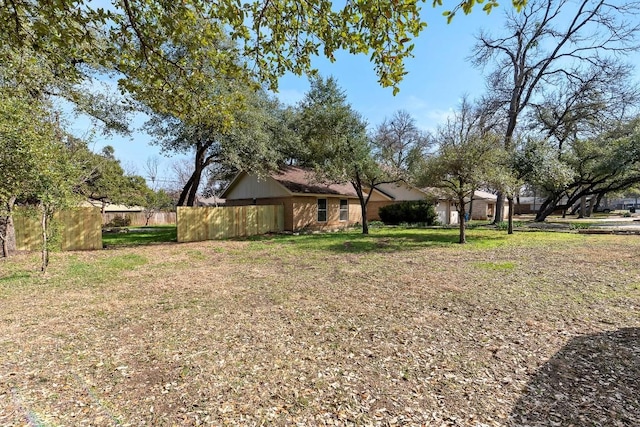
1, 235, 639, 426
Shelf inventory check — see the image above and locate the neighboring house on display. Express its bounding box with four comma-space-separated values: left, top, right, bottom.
221, 166, 365, 232
197, 196, 226, 207
367, 182, 459, 225
366, 182, 428, 221
469, 190, 510, 221
82, 200, 144, 215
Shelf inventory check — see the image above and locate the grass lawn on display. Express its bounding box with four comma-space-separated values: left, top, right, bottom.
1, 228, 639, 426
102, 225, 177, 247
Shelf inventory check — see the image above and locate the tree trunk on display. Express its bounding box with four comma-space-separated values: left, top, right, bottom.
41, 204, 49, 273
493, 191, 504, 224
351, 177, 369, 235
587, 196, 595, 217
177, 174, 196, 206
595, 192, 605, 211
535, 194, 565, 222
186, 165, 202, 206
507, 196, 514, 235
468, 190, 475, 222
0, 197, 17, 257
360, 197, 369, 235
458, 197, 466, 244
578, 195, 586, 218
179, 144, 210, 206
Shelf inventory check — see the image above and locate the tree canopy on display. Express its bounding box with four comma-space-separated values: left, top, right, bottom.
0, 0, 529, 96
471, 0, 640, 222
294, 76, 392, 234
372, 109, 431, 181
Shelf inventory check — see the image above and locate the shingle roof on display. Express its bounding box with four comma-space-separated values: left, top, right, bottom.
472, 190, 498, 200
271, 166, 359, 197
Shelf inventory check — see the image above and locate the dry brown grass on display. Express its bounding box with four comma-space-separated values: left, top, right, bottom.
1, 229, 639, 426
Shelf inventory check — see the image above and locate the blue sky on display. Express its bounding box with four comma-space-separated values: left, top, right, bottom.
66, 4, 640, 186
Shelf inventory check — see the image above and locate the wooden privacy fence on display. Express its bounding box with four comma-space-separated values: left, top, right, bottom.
177, 205, 284, 243
14, 207, 102, 251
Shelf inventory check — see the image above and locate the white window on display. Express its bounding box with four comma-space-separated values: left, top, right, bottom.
339, 199, 348, 221
317, 198, 327, 222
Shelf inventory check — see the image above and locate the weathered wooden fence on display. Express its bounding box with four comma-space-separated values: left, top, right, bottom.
103, 211, 176, 226
177, 205, 284, 243
14, 208, 102, 251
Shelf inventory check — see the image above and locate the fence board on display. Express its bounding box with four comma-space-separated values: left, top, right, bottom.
177, 205, 284, 243
14, 207, 102, 251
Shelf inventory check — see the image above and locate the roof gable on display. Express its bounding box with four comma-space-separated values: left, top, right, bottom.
271, 166, 358, 197
374, 182, 429, 201
222, 166, 365, 199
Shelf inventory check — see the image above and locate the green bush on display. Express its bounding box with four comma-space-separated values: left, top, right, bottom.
378, 200, 438, 226
495, 221, 524, 230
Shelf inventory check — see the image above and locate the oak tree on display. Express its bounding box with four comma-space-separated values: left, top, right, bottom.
471, 0, 640, 223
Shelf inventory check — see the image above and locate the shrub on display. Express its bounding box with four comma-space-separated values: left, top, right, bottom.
378, 200, 438, 226
105, 215, 131, 227
495, 221, 524, 230
569, 222, 590, 230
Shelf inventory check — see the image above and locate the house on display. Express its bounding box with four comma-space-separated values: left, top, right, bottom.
469, 190, 510, 221
367, 182, 459, 225
366, 182, 428, 221
196, 195, 226, 207
221, 166, 365, 232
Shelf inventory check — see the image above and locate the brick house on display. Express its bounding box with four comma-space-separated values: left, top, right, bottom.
221, 166, 371, 232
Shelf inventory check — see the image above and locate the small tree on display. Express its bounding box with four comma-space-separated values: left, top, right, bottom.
142, 189, 173, 226
0, 93, 77, 259
420, 100, 504, 243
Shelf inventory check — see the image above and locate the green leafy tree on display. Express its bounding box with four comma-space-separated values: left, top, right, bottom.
533, 118, 640, 221
68, 142, 152, 211
295, 76, 396, 234
142, 189, 173, 226
512, 137, 574, 219
145, 89, 290, 206
34, 139, 81, 273
0, 90, 82, 266
1, 0, 527, 96
0, 94, 53, 256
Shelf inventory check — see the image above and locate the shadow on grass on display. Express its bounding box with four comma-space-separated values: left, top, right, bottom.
102, 226, 177, 247
246, 228, 510, 253
509, 328, 640, 426
0, 272, 32, 282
